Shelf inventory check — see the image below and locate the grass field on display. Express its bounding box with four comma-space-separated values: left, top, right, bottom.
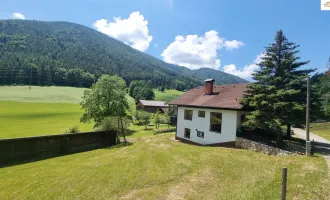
154, 89, 183, 102
0, 86, 137, 139
0, 133, 328, 200
0, 86, 86, 103
311, 122, 330, 141
0, 101, 94, 139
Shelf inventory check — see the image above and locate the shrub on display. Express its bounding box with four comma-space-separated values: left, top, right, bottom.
154, 127, 176, 134
66, 126, 80, 134
99, 116, 131, 134
139, 111, 152, 129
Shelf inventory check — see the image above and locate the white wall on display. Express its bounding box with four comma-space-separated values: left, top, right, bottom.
176, 106, 238, 145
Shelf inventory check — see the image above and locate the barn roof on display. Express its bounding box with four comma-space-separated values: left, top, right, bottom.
170, 84, 248, 110
138, 100, 168, 107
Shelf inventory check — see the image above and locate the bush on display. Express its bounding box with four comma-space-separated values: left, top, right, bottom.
99, 116, 131, 134
66, 126, 80, 134
139, 111, 152, 129
154, 127, 176, 134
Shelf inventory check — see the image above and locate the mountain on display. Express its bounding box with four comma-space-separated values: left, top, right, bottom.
0, 20, 248, 90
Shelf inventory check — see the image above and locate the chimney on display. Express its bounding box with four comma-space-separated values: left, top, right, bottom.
204, 79, 215, 95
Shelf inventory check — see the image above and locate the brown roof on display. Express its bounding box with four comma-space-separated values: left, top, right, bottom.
170, 84, 248, 110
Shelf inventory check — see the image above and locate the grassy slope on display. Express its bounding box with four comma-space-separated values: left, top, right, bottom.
311, 122, 330, 141
0, 101, 94, 139
0, 133, 328, 200
0, 86, 136, 139
154, 89, 183, 102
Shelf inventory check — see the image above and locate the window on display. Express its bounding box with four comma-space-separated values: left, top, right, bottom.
210, 112, 222, 133
184, 128, 191, 139
197, 130, 204, 138
184, 110, 193, 120
198, 111, 205, 118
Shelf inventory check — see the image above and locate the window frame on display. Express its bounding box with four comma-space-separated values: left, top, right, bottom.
184, 109, 193, 121
197, 130, 204, 138
209, 112, 222, 133
184, 128, 191, 139
198, 111, 205, 118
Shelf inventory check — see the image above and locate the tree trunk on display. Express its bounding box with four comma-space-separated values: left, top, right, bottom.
276, 126, 283, 147
286, 124, 291, 139
120, 116, 126, 145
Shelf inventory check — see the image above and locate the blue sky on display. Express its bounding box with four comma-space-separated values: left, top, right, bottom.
1, 0, 329, 80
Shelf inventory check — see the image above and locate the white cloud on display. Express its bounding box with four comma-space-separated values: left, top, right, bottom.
93, 11, 152, 52
12, 12, 25, 20
162, 30, 243, 70
223, 53, 265, 80
224, 40, 244, 50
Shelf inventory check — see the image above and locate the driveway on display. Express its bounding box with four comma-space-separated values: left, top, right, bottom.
292, 127, 330, 187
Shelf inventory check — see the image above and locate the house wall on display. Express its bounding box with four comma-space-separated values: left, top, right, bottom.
176, 106, 238, 145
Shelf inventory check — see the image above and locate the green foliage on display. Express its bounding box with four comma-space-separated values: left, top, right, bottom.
241, 30, 322, 139
154, 127, 176, 134
80, 75, 128, 127
65, 126, 80, 134
129, 80, 154, 101
138, 110, 152, 129
99, 116, 131, 133
154, 111, 170, 129
153, 89, 183, 102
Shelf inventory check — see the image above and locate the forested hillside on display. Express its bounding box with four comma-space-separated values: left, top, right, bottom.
0, 20, 248, 89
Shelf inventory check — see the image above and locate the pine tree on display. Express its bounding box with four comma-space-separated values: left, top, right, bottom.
241, 30, 320, 141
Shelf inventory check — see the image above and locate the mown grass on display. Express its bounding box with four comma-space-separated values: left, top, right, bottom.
0, 101, 94, 139
154, 89, 183, 102
0, 133, 328, 200
311, 122, 330, 141
0, 86, 86, 103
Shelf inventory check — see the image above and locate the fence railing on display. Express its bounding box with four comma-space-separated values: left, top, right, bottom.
237, 132, 306, 154
0, 131, 117, 166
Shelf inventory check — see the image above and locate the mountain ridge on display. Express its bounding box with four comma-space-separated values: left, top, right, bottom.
0, 19, 248, 89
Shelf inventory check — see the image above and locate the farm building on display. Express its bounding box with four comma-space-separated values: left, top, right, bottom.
136, 100, 169, 113
170, 79, 249, 146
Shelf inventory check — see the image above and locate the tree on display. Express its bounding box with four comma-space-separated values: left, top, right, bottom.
129, 80, 155, 101
139, 110, 152, 129
241, 30, 321, 141
80, 75, 129, 143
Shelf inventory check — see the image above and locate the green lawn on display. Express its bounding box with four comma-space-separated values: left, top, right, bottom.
0, 133, 328, 200
0, 101, 94, 139
0, 86, 86, 103
154, 89, 183, 102
311, 122, 330, 141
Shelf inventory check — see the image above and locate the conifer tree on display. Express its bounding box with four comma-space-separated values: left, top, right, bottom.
242, 30, 321, 140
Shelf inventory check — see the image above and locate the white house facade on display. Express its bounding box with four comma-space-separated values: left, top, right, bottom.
170, 79, 249, 146
176, 106, 241, 145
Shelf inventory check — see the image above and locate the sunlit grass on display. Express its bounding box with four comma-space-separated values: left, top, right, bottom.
311, 122, 330, 141
0, 133, 328, 199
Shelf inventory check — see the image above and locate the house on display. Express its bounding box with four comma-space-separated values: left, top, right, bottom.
170, 79, 249, 147
136, 100, 169, 113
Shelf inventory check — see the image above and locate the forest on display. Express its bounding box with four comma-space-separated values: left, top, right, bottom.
0, 20, 248, 90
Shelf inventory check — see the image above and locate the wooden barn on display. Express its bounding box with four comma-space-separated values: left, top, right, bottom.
136, 100, 168, 113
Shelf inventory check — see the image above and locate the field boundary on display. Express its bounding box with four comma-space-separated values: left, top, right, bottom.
0, 131, 117, 167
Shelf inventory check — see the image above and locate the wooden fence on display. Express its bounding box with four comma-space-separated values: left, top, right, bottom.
0, 131, 117, 166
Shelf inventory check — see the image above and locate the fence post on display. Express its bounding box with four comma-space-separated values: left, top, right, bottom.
281, 167, 287, 200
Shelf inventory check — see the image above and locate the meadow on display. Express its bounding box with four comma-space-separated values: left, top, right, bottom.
311, 122, 330, 141
154, 89, 183, 102
0, 86, 178, 139
0, 132, 328, 199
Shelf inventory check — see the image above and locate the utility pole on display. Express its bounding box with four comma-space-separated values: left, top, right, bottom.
306, 76, 311, 156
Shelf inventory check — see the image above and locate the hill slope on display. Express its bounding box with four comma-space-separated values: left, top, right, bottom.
0, 20, 247, 89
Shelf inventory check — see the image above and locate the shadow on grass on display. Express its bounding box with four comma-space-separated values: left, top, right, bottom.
0, 143, 131, 168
